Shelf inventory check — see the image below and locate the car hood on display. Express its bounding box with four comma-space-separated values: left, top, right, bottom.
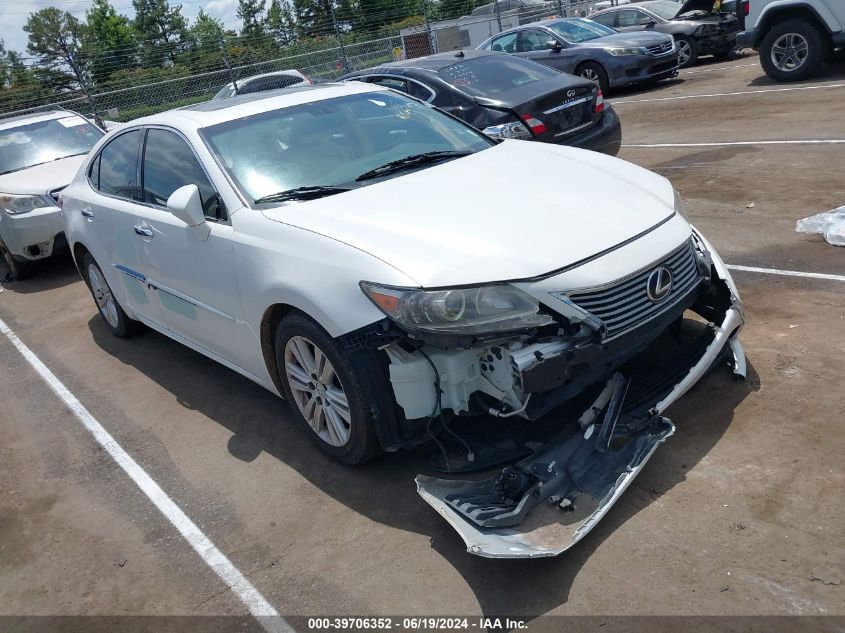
576, 31, 672, 49
0, 154, 86, 195
261, 141, 679, 288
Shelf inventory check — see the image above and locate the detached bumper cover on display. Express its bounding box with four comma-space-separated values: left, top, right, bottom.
1, 205, 64, 259
416, 238, 745, 559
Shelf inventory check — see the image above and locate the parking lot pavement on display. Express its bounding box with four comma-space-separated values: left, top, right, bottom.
1, 53, 844, 624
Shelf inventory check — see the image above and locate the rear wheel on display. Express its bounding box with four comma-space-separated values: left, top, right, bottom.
760, 19, 827, 82
83, 253, 141, 338
0, 240, 31, 281
577, 61, 609, 95
675, 35, 698, 67
275, 312, 382, 465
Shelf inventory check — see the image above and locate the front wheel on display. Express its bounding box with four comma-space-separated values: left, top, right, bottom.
675, 36, 698, 68
0, 239, 31, 281
275, 312, 382, 465
83, 253, 142, 338
760, 19, 826, 82
577, 61, 609, 95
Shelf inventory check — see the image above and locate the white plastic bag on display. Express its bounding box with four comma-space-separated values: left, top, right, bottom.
795, 206, 845, 247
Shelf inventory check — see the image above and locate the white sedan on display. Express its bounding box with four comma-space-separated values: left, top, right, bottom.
0, 111, 104, 279
62, 82, 745, 558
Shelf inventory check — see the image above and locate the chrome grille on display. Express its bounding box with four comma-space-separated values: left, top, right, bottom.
561, 240, 702, 340
646, 41, 674, 56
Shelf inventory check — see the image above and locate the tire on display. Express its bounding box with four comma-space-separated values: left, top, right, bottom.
275, 312, 382, 465
759, 18, 827, 82
82, 253, 141, 338
0, 239, 31, 281
675, 35, 698, 68
577, 61, 609, 95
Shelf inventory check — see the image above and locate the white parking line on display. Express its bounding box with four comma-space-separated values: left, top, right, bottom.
726, 265, 845, 283
612, 82, 845, 104
0, 317, 290, 633
624, 140, 845, 148
681, 62, 758, 75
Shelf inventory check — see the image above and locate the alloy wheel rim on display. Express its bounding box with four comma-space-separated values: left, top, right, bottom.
677, 40, 691, 65
771, 33, 808, 71
88, 265, 120, 328
284, 335, 352, 447
581, 68, 599, 84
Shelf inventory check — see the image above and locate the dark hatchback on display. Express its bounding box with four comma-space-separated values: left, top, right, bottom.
340, 50, 621, 156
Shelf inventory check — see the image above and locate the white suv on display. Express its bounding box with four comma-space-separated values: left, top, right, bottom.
737, 0, 845, 81
62, 83, 745, 558
0, 111, 104, 279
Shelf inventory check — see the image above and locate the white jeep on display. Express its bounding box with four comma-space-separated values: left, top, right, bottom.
737, 0, 845, 81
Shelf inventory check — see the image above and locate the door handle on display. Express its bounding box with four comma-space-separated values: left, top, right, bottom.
81, 208, 95, 218
134, 225, 154, 237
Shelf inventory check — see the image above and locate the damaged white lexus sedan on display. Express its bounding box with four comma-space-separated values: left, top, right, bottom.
62, 82, 745, 559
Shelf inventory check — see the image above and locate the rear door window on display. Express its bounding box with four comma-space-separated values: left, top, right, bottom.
488, 32, 518, 53
590, 12, 617, 28
97, 129, 141, 199
616, 9, 649, 27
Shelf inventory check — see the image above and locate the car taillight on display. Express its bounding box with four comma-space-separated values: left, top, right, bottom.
595, 89, 605, 113
744, 1, 749, 16
520, 114, 547, 136
56, 194, 63, 209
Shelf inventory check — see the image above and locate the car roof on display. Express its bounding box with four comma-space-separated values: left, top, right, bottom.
0, 110, 82, 131
128, 82, 390, 130
356, 49, 499, 73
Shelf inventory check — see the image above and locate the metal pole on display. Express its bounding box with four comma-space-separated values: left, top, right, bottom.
329, 2, 351, 74
493, 0, 503, 31
66, 50, 104, 129
220, 36, 239, 94
556, 0, 563, 18
422, 0, 435, 54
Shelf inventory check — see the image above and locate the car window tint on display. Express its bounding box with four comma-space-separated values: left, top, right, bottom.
589, 12, 617, 27
370, 76, 408, 91
142, 128, 224, 220
437, 54, 558, 97
490, 32, 518, 53
98, 129, 141, 199
407, 80, 434, 101
520, 29, 552, 52
240, 74, 305, 94
616, 9, 648, 27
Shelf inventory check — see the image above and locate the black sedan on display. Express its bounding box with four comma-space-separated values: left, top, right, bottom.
590, 0, 742, 67
340, 50, 621, 156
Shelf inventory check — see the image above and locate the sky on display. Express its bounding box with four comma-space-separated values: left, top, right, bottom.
0, 0, 244, 57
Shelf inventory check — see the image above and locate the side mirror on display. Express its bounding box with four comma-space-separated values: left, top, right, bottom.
546, 39, 563, 51
639, 18, 657, 27
167, 184, 206, 227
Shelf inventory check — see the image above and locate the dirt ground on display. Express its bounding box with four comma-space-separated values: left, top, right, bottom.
1, 52, 844, 629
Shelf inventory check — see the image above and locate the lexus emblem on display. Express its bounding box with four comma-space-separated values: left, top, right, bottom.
566, 89, 576, 98
646, 266, 673, 302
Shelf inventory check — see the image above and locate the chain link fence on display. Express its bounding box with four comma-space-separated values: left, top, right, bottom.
1, 0, 609, 124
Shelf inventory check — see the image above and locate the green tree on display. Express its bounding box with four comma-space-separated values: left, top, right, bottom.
238, 0, 267, 38
23, 7, 88, 92
132, 0, 188, 66
181, 10, 226, 73
85, 0, 138, 85
266, 0, 297, 44
292, 0, 334, 37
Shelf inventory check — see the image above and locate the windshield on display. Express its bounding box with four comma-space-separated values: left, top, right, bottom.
437, 55, 559, 97
547, 18, 617, 43
0, 115, 103, 175
646, 1, 682, 19
201, 91, 492, 202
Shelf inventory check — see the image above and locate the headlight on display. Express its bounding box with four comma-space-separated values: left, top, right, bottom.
0, 193, 48, 215
360, 282, 554, 334
606, 46, 645, 56
482, 120, 532, 140
673, 188, 688, 221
